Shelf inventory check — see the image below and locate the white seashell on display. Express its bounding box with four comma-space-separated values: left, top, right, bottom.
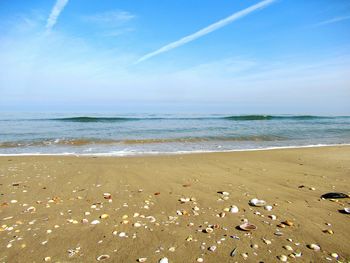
97, 254, 110, 261
159, 257, 169, 263
283, 245, 293, 251
307, 244, 320, 251
269, 215, 277, 220
91, 220, 100, 225
222, 191, 230, 196
137, 258, 147, 262
209, 245, 217, 252
331, 253, 338, 258
197, 258, 204, 262
26, 206, 36, 213
179, 197, 190, 203
100, 214, 109, 219
133, 222, 142, 228
344, 207, 350, 214
44, 257, 51, 262
229, 205, 239, 213
264, 205, 273, 211
249, 198, 266, 207
205, 227, 214, 233
118, 232, 127, 237
278, 255, 288, 262
168, 247, 176, 252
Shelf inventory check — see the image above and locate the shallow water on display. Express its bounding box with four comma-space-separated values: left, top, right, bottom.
0, 113, 349, 155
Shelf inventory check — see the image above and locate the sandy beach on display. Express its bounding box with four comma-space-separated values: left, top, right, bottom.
0, 146, 349, 262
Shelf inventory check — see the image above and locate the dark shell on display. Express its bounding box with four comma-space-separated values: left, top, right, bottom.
321, 192, 349, 199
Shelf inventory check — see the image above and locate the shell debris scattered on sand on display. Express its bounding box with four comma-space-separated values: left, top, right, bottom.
249, 198, 266, 207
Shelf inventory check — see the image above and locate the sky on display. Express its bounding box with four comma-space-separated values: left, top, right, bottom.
0, 0, 349, 114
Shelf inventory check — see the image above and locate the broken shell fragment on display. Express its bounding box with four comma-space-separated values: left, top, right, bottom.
103, 193, 112, 199
249, 198, 266, 207
91, 220, 100, 225
282, 220, 294, 226
205, 227, 214, 233
196, 258, 204, 262
209, 245, 217, 252
239, 222, 257, 231
264, 205, 273, 211
137, 258, 147, 262
97, 255, 110, 261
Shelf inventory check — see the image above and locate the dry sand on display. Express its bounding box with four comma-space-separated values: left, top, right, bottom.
0, 146, 349, 262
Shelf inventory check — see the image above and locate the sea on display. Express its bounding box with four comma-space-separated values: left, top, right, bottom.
0, 112, 350, 156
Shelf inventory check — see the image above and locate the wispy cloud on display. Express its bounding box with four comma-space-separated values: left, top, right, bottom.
46, 0, 69, 32
314, 15, 350, 27
136, 0, 277, 64
83, 10, 135, 25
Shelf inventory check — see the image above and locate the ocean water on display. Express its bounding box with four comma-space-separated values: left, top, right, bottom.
0, 113, 350, 156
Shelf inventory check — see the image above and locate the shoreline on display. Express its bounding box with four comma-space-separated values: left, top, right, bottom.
0, 143, 349, 157
1, 145, 349, 262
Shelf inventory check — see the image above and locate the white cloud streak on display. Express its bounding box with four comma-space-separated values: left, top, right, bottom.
46, 0, 69, 32
136, 0, 277, 64
314, 15, 350, 27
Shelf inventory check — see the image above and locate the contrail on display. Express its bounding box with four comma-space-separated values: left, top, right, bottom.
46, 0, 69, 32
314, 15, 350, 27
136, 0, 277, 64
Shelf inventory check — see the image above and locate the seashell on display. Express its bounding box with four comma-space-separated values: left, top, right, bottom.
283, 245, 293, 251
229, 205, 239, 213
293, 251, 302, 257
118, 232, 127, 237
133, 222, 142, 228
205, 227, 214, 233
230, 247, 237, 257
103, 193, 112, 199
321, 192, 349, 199
307, 244, 320, 251
26, 206, 36, 213
81, 218, 88, 224
91, 220, 100, 225
322, 229, 333, 234
331, 253, 338, 259
44, 257, 51, 262
97, 255, 110, 261
186, 235, 193, 241
263, 238, 272, 245
208, 245, 217, 252
239, 222, 257, 231
133, 213, 140, 217
159, 257, 168, 263
179, 197, 190, 203
218, 212, 226, 218
282, 220, 294, 226
137, 258, 147, 262
278, 255, 288, 262
193, 206, 200, 211
269, 215, 277, 220
197, 258, 204, 262
251, 244, 259, 249
168, 247, 176, 252
264, 205, 273, 211
249, 198, 266, 207
10, 200, 18, 204
100, 214, 109, 219
343, 207, 350, 214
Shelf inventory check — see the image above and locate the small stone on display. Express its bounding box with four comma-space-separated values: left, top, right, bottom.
282, 220, 294, 226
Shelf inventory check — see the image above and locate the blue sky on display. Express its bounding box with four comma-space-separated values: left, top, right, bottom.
0, 0, 349, 114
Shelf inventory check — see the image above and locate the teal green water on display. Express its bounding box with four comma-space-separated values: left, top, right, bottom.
0, 113, 349, 155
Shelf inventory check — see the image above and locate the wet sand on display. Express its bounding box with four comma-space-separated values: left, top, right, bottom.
0, 146, 349, 262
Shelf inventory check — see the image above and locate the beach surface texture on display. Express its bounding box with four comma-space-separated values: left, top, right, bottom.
0, 146, 349, 262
